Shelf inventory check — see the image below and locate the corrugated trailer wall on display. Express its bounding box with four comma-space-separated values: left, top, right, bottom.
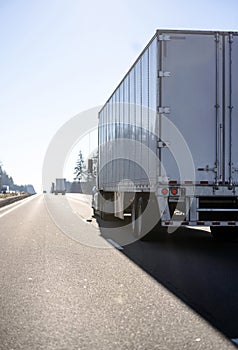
98, 35, 158, 190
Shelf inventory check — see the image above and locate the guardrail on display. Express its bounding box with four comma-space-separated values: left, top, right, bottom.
0, 194, 32, 208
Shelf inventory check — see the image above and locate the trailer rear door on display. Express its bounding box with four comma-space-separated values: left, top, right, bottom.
158, 31, 222, 184
224, 33, 238, 185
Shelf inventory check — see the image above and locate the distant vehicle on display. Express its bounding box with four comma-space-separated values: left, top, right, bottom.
54, 178, 66, 195
43, 190, 47, 194
1, 185, 10, 194
51, 182, 55, 194
92, 29, 238, 242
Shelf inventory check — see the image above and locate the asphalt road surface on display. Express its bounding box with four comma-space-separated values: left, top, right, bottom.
0, 193, 237, 350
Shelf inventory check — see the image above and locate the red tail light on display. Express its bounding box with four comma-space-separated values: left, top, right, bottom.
161, 188, 169, 195
171, 188, 178, 195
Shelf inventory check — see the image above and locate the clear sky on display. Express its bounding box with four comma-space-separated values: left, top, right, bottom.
0, 0, 238, 192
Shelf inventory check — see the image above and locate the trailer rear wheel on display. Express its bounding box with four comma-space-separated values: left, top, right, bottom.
100, 209, 112, 221
131, 197, 155, 241
131, 196, 146, 239
210, 227, 238, 242
131, 196, 168, 241
132, 197, 147, 240
131, 198, 137, 234
140, 197, 168, 241
137, 197, 145, 239
100, 203, 114, 221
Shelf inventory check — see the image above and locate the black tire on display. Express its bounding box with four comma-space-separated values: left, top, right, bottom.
131, 198, 137, 235
131, 196, 145, 239
131, 195, 168, 241
100, 210, 108, 221
210, 227, 238, 242
136, 197, 145, 240
132, 197, 154, 241
100, 205, 114, 221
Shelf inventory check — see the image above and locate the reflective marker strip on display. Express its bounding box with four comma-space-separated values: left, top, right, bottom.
107, 239, 124, 250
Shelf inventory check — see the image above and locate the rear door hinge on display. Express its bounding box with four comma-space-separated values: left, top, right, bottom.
158, 71, 171, 78
229, 33, 233, 43
158, 34, 170, 41
157, 106, 170, 114
157, 140, 170, 148
214, 33, 220, 42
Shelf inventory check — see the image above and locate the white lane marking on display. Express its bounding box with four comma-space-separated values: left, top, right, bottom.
107, 239, 124, 250
0, 194, 40, 218
231, 339, 238, 345
0, 197, 28, 213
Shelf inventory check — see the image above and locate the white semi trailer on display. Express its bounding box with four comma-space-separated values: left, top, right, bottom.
55, 178, 66, 195
92, 29, 238, 241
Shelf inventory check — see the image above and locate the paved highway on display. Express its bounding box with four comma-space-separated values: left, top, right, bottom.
0, 194, 236, 349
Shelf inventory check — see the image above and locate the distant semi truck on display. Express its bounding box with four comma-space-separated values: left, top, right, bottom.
54, 178, 66, 195
51, 182, 55, 194
1, 185, 10, 194
92, 29, 238, 241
